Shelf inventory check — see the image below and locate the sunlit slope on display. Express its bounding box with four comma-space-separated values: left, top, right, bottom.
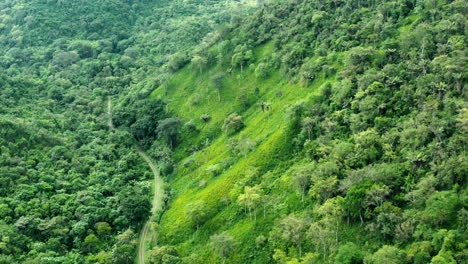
150, 42, 336, 262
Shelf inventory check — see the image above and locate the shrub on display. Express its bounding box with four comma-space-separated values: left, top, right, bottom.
364, 245, 406, 264
200, 114, 211, 123
334, 242, 364, 264
222, 113, 244, 135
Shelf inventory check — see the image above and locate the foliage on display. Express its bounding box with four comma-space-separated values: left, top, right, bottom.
364, 245, 406, 264
222, 113, 244, 135
185, 200, 209, 230
1, 0, 466, 263
0, 0, 254, 262
149, 246, 180, 264
152, 0, 467, 262
334, 242, 363, 264
209, 232, 237, 264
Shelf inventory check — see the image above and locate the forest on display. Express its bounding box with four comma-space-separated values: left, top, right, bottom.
0, 0, 466, 263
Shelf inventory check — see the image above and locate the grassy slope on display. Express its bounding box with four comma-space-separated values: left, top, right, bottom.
149, 13, 424, 262
150, 42, 335, 262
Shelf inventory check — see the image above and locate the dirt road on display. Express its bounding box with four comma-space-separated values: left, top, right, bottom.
107, 96, 163, 264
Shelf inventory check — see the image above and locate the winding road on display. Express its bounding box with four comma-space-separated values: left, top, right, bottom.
136, 145, 163, 264
107, 96, 163, 264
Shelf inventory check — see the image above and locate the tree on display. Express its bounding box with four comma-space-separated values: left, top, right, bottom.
273, 249, 319, 264
167, 52, 189, 72
431, 53, 467, 94
112, 229, 136, 264
95, 222, 112, 237
210, 73, 225, 102
150, 246, 180, 264
278, 215, 309, 257
316, 197, 345, 246
222, 113, 244, 135
209, 232, 236, 264
353, 129, 382, 165
344, 182, 372, 224
83, 234, 100, 253
112, 244, 135, 264
372, 202, 402, 241
117, 187, 151, 228
231, 44, 253, 72
126, 98, 167, 140
345, 47, 377, 73
237, 185, 263, 220
292, 164, 314, 202
70, 41, 95, 58
86, 251, 112, 264
299, 60, 320, 87
309, 176, 338, 203
406, 241, 433, 264
334, 242, 363, 264
259, 101, 272, 113
301, 117, 316, 140
116, 229, 136, 245
405, 174, 437, 208
156, 118, 182, 148
308, 221, 334, 260
281, 42, 307, 70
124, 47, 139, 59
228, 138, 256, 158
364, 245, 406, 264
185, 200, 208, 230
430, 254, 457, 264
423, 190, 459, 226
52, 51, 79, 68
255, 63, 268, 79
272, 249, 289, 264
192, 55, 208, 74
364, 184, 391, 209
0, 203, 12, 221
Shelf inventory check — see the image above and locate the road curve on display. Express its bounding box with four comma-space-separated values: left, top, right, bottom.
136, 146, 163, 264
106, 96, 163, 264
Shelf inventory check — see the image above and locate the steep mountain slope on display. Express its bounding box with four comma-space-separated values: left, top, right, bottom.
0, 0, 254, 263
146, 0, 467, 263
0, 0, 466, 263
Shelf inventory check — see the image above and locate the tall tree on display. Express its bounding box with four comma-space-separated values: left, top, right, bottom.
209, 232, 236, 264
185, 200, 208, 230
210, 73, 225, 102
278, 215, 309, 257
237, 185, 263, 220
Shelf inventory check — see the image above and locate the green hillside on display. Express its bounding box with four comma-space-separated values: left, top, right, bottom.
147, 0, 467, 263
0, 0, 253, 263
0, 0, 466, 264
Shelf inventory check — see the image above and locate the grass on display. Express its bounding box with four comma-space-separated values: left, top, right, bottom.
149, 41, 334, 262
141, 7, 431, 263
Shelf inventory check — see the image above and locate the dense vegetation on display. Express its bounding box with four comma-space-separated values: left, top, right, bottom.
0, 0, 466, 264
149, 0, 467, 263
0, 0, 253, 263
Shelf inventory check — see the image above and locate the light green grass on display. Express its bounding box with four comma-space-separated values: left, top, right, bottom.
150, 42, 335, 262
